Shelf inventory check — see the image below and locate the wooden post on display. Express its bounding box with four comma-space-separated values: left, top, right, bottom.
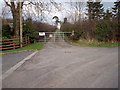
25, 37, 27, 45
54, 33, 56, 42
44, 36, 46, 42
63, 33, 64, 40
28, 36, 30, 44
22, 37, 24, 46
13, 39, 15, 49
20, 0, 23, 47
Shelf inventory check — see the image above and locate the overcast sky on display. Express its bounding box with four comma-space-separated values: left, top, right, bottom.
0, 0, 117, 24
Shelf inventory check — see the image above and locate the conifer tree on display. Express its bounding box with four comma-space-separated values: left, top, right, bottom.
112, 0, 120, 20
93, 0, 104, 20
86, 0, 104, 20
86, 0, 94, 20
103, 9, 112, 20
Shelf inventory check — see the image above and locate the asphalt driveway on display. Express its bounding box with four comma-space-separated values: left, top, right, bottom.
2, 40, 118, 88
2, 50, 35, 74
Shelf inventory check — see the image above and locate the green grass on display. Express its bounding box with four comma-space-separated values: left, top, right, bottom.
69, 40, 120, 47
1, 42, 44, 53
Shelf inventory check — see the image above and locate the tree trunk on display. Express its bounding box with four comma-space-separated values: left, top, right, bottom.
12, 9, 20, 37
4, 1, 24, 37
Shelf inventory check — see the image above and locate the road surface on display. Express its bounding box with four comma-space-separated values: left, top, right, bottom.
2, 40, 118, 88
2, 50, 35, 74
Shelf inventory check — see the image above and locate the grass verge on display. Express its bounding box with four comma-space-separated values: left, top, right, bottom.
68, 40, 120, 47
1, 42, 44, 53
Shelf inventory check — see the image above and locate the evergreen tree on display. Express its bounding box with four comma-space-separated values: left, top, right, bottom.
112, 0, 120, 19
64, 17, 67, 23
112, 0, 120, 42
2, 24, 11, 38
86, 0, 104, 20
52, 16, 59, 26
86, 0, 94, 20
93, 0, 104, 20
103, 9, 113, 20
23, 18, 38, 43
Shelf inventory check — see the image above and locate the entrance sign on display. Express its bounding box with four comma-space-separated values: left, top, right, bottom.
39, 32, 45, 36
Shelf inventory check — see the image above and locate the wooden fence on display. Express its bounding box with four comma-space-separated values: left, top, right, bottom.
0, 37, 30, 51
22, 37, 30, 46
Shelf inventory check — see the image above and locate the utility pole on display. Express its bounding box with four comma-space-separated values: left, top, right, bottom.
20, 0, 23, 47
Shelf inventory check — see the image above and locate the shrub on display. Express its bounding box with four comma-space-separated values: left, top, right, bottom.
2, 24, 12, 38
61, 22, 84, 41
94, 20, 113, 42
71, 22, 84, 41
23, 22, 39, 43
33, 21, 56, 32
71, 27, 84, 41
61, 22, 74, 32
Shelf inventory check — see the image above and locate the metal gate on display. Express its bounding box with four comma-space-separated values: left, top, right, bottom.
38, 32, 71, 42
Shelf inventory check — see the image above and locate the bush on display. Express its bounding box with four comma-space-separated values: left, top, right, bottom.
94, 20, 113, 42
2, 24, 12, 38
61, 22, 84, 41
61, 22, 74, 32
72, 28, 84, 41
110, 19, 120, 42
33, 21, 56, 32
71, 22, 84, 41
23, 22, 39, 43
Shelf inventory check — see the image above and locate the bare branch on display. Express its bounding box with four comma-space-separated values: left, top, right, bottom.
4, 0, 11, 8
23, 2, 36, 6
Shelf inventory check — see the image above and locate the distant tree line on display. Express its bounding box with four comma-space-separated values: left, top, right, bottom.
61, 0, 120, 42
3, 0, 61, 38
2, 18, 56, 43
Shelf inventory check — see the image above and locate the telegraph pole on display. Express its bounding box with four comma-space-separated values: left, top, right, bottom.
20, 0, 23, 47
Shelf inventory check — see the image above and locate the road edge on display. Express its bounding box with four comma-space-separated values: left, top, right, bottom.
0, 50, 36, 55
1, 50, 38, 80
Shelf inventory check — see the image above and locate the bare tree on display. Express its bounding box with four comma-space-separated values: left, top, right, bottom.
4, 0, 24, 37
61, 2, 84, 23
22, 0, 62, 22
2, 5, 11, 24
4, 0, 61, 36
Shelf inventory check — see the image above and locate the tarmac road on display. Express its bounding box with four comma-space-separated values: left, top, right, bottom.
2, 50, 35, 74
2, 40, 118, 88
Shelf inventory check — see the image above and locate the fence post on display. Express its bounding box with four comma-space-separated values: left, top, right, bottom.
13, 39, 15, 49
28, 36, 30, 44
22, 37, 24, 46
54, 33, 55, 42
44, 36, 46, 42
25, 37, 27, 45
63, 33, 64, 40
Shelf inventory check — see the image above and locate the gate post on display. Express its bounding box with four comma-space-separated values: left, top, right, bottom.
63, 33, 64, 40
44, 36, 46, 42
54, 33, 55, 42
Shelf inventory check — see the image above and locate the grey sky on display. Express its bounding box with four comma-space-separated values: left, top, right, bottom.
0, 0, 116, 24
